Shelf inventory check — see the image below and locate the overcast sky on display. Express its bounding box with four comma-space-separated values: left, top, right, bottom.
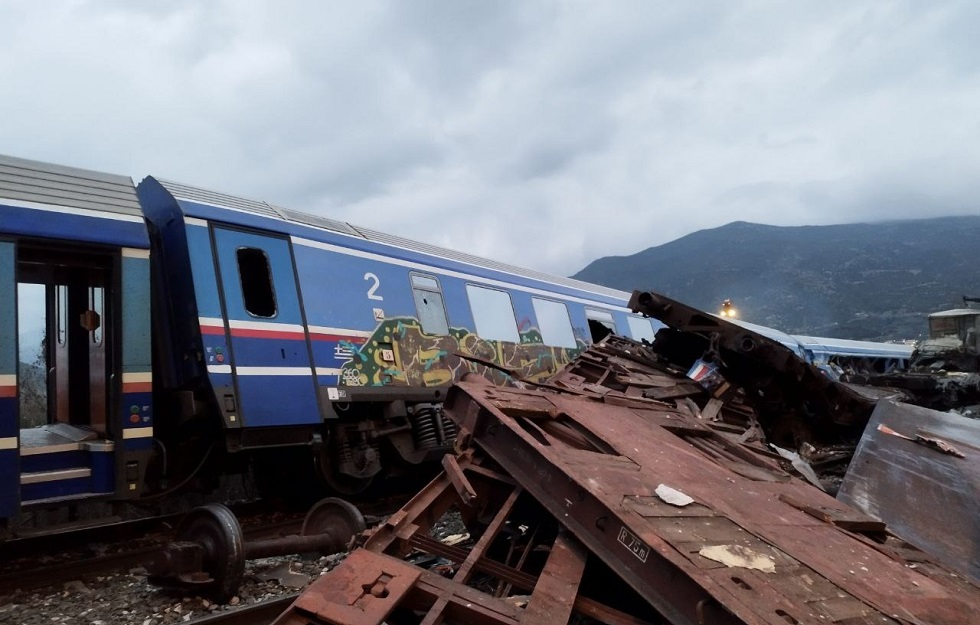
2, 1, 978, 276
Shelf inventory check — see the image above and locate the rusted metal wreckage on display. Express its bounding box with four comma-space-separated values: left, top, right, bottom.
272, 291, 979, 625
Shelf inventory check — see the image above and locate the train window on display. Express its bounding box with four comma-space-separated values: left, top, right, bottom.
411, 274, 450, 335
627, 316, 657, 343
466, 284, 520, 343
531, 298, 577, 348
586, 309, 616, 342
236, 247, 277, 318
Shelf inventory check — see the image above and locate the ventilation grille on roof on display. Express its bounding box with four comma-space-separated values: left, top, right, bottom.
274, 206, 361, 236
157, 179, 285, 219
0, 154, 140, 215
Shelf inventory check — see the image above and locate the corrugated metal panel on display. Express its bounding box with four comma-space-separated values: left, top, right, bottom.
355, 226, 630, 299
156, 179, 287, 220
273, 206, 361, 237
0, 154, 140, 215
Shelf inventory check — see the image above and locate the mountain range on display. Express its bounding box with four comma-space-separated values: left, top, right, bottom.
572, 216, 980, 342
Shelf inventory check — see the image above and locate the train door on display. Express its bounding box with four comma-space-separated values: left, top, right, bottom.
15, 245, 116, 504
211, 227, 320, 428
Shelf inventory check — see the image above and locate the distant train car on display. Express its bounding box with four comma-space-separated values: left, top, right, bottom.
0, 154, 663, 526
729, 318, 912, 376
793, 335, 912, 376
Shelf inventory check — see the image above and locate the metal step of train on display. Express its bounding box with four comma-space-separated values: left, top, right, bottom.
19, 424, 114, 504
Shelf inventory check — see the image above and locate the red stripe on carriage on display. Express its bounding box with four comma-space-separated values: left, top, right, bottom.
230, 327, 308, 340
123, 382, 153, 393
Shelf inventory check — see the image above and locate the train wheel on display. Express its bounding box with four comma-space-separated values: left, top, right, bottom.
301, 497, 367, 551
316, 454, 376, 495
175, 504, 245, 602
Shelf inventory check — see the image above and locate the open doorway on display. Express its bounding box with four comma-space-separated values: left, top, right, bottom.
16, 247, 112, 436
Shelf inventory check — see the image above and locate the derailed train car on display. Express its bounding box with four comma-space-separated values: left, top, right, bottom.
0, 154, 660, 526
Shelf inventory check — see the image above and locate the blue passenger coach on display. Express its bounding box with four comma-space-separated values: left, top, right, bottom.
0, 156, 152, 520
136, 176, 659, 493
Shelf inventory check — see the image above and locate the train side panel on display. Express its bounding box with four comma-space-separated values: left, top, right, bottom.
290, 235, 600, 399
0, 241, 18, 518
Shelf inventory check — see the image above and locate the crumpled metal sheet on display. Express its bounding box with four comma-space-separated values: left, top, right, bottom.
838, 400, 980, 582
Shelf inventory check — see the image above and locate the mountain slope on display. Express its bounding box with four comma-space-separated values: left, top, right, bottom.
572, 216, 980, 341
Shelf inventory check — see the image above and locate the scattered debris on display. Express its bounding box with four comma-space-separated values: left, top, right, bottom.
697, 545, 776, 573
770, 444, 826, 491
655, 484, 694, 507
876, 423, 966, 457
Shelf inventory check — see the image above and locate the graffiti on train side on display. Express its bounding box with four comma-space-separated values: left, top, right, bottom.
339, 318, 587, 387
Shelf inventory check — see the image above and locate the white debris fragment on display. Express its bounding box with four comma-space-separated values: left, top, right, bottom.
770, 444, 825, 491
655, 484, 694, 507
698, 544, 776, 573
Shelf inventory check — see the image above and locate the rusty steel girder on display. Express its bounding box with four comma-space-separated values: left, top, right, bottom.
443, 378, 980, 625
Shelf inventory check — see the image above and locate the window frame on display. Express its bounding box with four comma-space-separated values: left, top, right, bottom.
531, 296, 577, 348
236, 246, 278, 319
410, 272, 450, 336
465, 283, 521, 344
626, 315, 657, 343
585, 308, 617, 333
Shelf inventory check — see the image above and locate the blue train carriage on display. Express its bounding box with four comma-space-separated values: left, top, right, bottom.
0, 155, 152, 523
136, 176, 661, 493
